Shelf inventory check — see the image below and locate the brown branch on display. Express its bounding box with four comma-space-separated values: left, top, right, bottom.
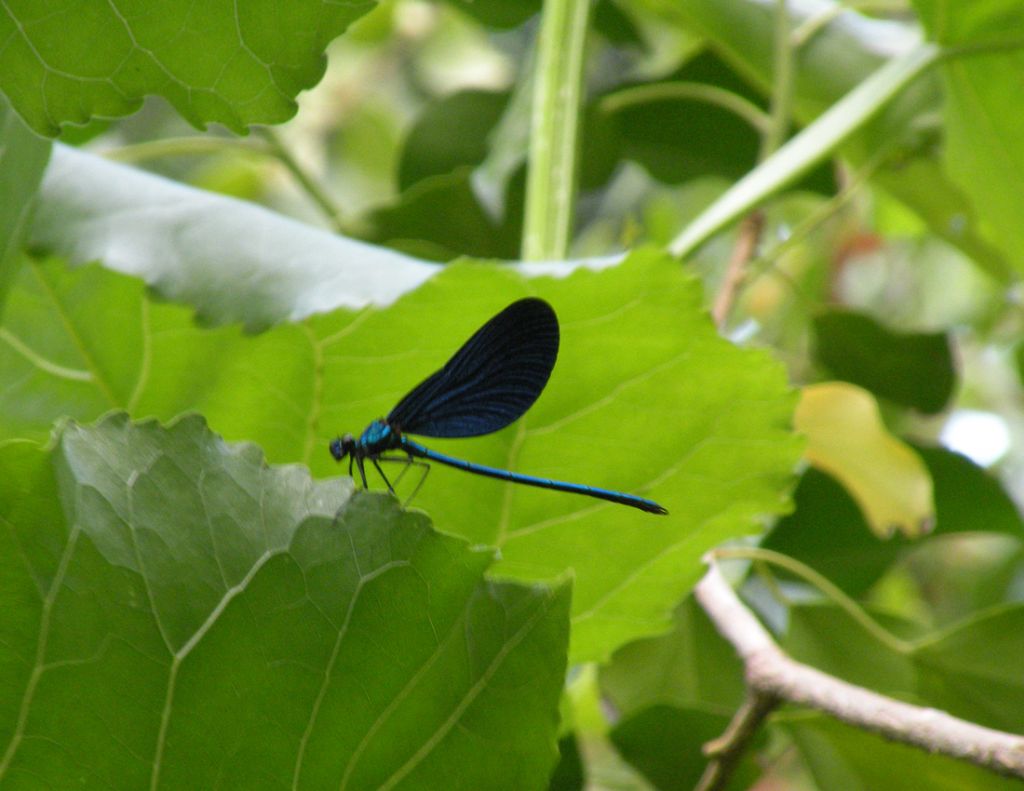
711, 211, 764, 329
693, 559, 1024, 784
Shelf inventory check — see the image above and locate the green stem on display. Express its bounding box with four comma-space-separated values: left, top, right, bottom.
106, 131, 348, 233
711, 546, 914, 655
790, 1, 905, 48
257, 127, 346, 233
761, 0, 795, 159
104, 136, 268, 162
522, 0, 591, 261
599, 82, 772, 135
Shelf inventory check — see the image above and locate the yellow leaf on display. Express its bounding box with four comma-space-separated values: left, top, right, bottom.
795, 382, 934, 538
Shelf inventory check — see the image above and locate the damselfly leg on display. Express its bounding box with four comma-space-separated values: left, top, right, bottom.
379, 455, 431, 506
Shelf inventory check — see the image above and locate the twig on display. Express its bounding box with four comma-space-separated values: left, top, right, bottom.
256, 127, 346, 233
711, 211, 763, 329
695, 690, 778, 791
694, 558, 1024, 784
760, 0, 795, 160
106, 130, 348, 234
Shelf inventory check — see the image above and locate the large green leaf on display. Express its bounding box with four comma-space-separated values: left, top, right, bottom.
0, 414, 570, 789
0, 249, 800, 662
0, 1, 376, 135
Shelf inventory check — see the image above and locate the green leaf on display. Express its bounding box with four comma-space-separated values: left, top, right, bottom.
600, 51, 765, 185
610, 95, 758, 185
784, 715, 1023, 791
359, 252, 798, 662
610, 705, 759, 791
547, 734, 584, 791
0, 1, 377, 135
813, 309, 955, 414
913, 0, 1024, 274
763, 469, 904, 597
782, 604, 917, 696
917, 445, 1024, 538
600, 596, 744, 717
443, 0, 541, 30
367, 167, 524, 260
398, 90, 511, 190
0, 98, 51, 316
0, 414, 570, 788
0, 249, 800, 662
914, 604, 1024, 733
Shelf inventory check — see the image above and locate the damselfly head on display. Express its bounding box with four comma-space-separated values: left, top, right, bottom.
329, 434, 356, 461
